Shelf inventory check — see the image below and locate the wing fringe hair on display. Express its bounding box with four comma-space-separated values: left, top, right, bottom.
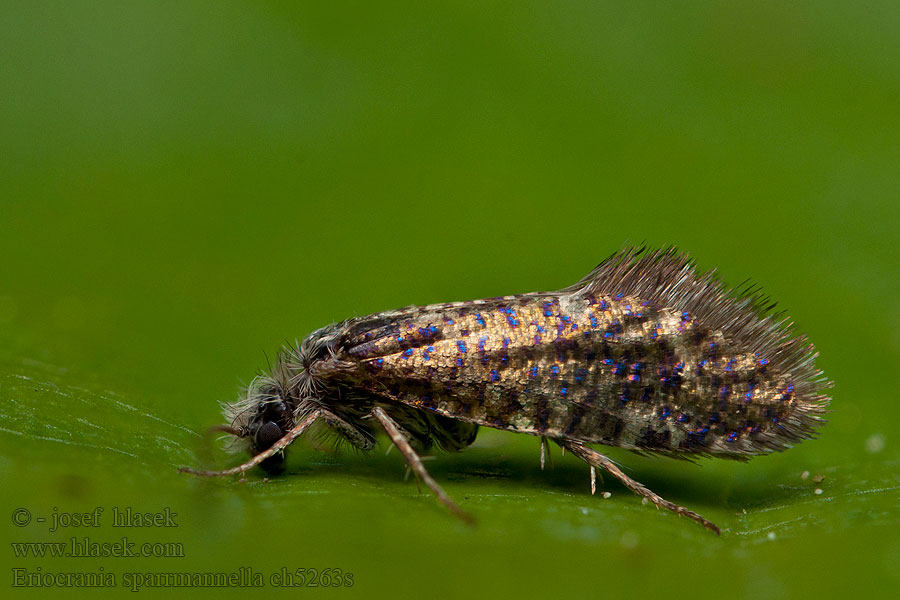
562, 245, 832, 444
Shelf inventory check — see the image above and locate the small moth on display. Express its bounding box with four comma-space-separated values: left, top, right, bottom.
180, 246, 832, 534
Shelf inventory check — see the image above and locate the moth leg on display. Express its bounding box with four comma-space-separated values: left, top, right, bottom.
560, 440, 720, 535
371, 407, 474, 525
179, 410, 322, 478
540, 436, 554, 470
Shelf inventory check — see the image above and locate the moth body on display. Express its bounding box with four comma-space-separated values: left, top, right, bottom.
185, 247, 832, 534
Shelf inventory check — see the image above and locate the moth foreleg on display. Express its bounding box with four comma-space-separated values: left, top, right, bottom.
371, 407, 474, 525
560, 440, 721, 535
179, 410, 322, 478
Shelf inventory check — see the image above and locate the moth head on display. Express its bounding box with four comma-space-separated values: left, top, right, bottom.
221, 371, 294, 473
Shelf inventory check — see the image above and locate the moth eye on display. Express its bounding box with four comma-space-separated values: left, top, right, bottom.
255, 421, 285, 450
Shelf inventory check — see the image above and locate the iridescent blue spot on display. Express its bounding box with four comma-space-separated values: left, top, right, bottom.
759, 358, 769, 366
533, 334, 542, 344
477, 337, 487, 352
560, 387, 568, 396
682, 311, 690, 321
628, 374, 640, 382
614, 362, 626, 376
571, 323, 578, 331
550, 365, 560, 377
423, 346, 435, 361
396, 334, 403, 342
376, 358, 384, 366
543, 302, 554, 317
675, 361, 684, 370
677, 413, 690, 423
659, 407, 671, 420
475, 314, 485, 327
603, 358, 613, 365
574, 368, 587, 383
786, 383, 794, 393
536, 324, 545, 332
599, 300, 609, 310
506, 316, 519, 328
457, 341, 468, 353
624, 305, 632, 315
699, 360, 707, 367
616, 293, 624, 300
402, 348, 414, 359
589, 313, 598, 328
489, 369, 500, 383
744, 391, 753, 401
503, 336, 511, 348
727, 431, 739, 443
529, 366, 538, 378
444, 318, 455, 325
456, 358, 463, 367
561, 315, 570, 323
604, 331, 613, 339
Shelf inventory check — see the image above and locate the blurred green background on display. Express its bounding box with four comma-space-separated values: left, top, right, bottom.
2, 1, 898, 598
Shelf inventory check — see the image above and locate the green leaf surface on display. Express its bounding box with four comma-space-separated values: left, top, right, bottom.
1, 2, 898, 598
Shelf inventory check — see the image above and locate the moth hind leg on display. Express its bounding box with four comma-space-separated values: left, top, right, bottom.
371, 406, 474, 525
559, 440, 720, 535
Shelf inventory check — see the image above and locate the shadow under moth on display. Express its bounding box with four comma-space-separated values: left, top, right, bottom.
180, 246, 832, 534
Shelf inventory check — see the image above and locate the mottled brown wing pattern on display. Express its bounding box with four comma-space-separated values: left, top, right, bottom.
322, 287, 821, 459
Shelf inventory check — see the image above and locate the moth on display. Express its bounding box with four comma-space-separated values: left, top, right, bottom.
180, 246, 832, 534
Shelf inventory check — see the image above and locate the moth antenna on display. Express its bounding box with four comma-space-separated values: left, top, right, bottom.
206, 424, 245, 438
